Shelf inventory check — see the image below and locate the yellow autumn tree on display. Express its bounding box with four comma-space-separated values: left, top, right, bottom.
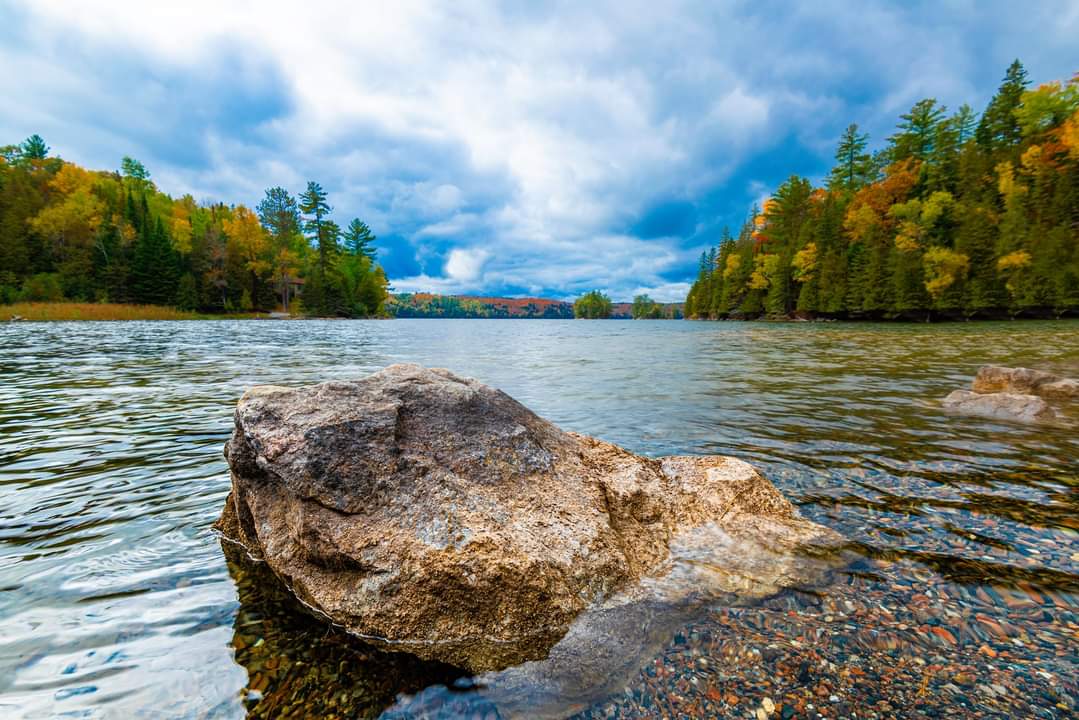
29, 163, 104, 262
748, 253, 778, 290
170, 196, 196, 255
922, 247, 969, 300
791, 242, 818, 281
722, 254, 742, 280
223, 205, 271, 306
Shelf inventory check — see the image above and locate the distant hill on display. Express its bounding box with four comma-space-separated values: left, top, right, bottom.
388, 293, 682, 319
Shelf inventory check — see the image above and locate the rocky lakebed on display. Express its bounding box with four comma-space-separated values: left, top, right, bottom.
5, 319, 1076, 719
215, 364, 847, 716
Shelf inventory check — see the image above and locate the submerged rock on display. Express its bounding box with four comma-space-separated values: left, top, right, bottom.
216, 363, 842, 672
942, 389, 1056, 423
944, 365, 1075, 423
972, 365, 1078, 400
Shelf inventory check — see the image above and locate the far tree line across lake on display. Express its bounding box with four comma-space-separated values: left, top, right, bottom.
389, 291, 682, 319
685, 61, 1079, 321
3, 60, 1076, 324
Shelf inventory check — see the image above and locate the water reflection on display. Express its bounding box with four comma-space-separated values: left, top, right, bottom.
221, 539, 466, 719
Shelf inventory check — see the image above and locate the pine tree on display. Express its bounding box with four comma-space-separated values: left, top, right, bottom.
257, 187, 301, 241
299, 181, 331, 272
889, 99, 946, 162
132, 217, 177, 305
976, 60, 1029, 152
954, 205, 1004, 316
344, 218, 377, 259
20, 134, 49, 160
829, 124, 871, 191
953, 104, 977, 144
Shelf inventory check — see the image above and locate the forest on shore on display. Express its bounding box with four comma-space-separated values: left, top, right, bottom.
0, 142, 389, 317
388, 292, 682, 319
685, 61, 1079, 321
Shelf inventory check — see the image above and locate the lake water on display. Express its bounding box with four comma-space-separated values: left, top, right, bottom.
1, 319, 1077, 719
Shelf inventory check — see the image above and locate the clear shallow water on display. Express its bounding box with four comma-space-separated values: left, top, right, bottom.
0, 319, 1077, 719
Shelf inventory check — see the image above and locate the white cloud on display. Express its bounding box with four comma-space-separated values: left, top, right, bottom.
631, 282, 692, 303
5, 0, 1078, 300
444, 248, 490, 282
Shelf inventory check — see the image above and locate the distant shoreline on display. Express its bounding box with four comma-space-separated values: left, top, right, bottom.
2, 302, 271, 322
6, 301, 1077, 323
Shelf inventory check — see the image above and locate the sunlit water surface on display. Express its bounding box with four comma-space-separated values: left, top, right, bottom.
1, 319, 1076, 719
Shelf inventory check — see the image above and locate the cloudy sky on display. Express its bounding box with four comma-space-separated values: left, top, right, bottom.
3, 1, 1077, 300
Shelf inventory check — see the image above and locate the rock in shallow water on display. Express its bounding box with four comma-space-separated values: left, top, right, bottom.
215, 363, 842, 672
972, 365, 1078, 400
942, 389, 1055, 424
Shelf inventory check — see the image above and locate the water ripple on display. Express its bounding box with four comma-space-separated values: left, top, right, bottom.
1, 318, 1077, 718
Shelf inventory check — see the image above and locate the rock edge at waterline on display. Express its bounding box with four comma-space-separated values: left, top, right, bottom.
943, 365, 1076, 424
215, 363, 842, 672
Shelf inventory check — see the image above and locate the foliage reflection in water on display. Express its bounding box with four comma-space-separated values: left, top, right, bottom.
0, 319, 1076, 718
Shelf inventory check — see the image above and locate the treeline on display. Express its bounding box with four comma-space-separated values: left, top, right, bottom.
570, 291, 683, 319
629, 294, 682, 319
685, 61, 1079, 320
389, 293, 574, 318
0, 139, 388, 316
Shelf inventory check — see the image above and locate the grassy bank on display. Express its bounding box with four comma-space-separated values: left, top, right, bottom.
2, 302, 269, 321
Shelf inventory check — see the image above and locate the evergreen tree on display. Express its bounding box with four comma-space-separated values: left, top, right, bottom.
131, 217, 177, 305
121, 156, 150, 182
299, 181, 331, 272
257, 186, 301, 241
829, 124, 871, 190
890, 99, 946, 162
20, 134, 49, 160
953, 104, 978, 144
683, 61, 1076, 322
976, 60, 1029, 151
344, 218, 378, 259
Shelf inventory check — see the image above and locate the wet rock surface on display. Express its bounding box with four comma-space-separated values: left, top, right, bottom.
972, 366, 1078, 400
216, 363, 842, 672
942, 390, 1056, 423
944, 366, 1075, 424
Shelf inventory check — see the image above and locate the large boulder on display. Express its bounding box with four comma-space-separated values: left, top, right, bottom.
942, 389, 1056, 423
972, 365, 1078, 400
216, 364, 841, 672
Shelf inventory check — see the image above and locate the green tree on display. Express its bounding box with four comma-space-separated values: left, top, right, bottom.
120, 156, 152, 196
889, 98, 946, 162
953, 104, 978, 144
299, 181, 331, 272
829, 124, 871, 190
20, 134, 49, 160
176, 272, 199, 310
131, 217, 177, 305
344, 218, 378, 259
257, 186, 301, 241
573, 290, 612, 318
631, 294, 660, 319
976, 59, 1029, 151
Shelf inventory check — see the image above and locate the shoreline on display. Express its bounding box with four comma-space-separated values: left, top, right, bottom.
5, 301, 1078, 323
